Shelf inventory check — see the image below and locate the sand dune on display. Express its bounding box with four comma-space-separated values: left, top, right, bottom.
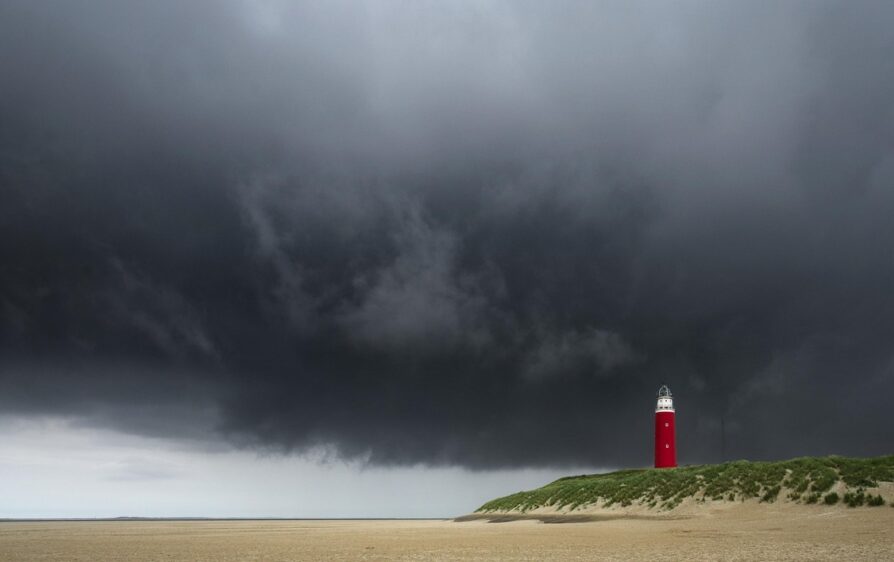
2, 504, 892, 561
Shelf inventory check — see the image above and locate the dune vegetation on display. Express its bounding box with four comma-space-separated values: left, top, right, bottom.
477, 455, 894, 513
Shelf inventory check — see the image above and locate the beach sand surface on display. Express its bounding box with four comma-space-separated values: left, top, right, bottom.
2, 504, 892, 561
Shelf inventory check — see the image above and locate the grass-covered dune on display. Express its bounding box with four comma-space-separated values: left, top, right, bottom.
477, 455, 894, 513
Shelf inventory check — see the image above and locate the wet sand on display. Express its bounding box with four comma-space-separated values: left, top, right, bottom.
2, 505, 892, 561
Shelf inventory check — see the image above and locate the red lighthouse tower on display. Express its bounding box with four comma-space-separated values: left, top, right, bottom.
654, 385, 677, 468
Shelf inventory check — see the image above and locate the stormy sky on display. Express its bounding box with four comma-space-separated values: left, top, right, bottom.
2, 0, 893, 513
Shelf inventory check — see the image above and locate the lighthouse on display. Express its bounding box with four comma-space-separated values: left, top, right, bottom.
654, 385, 677, 468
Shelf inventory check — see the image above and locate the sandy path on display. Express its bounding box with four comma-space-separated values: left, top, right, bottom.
1, 506, 892, 561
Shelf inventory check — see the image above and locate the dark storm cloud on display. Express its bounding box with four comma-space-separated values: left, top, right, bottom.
1, 0, 893, 468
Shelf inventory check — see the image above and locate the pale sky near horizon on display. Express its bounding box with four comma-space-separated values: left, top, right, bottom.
0, 416, 600, 518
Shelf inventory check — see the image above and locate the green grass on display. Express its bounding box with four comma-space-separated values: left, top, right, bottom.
867, 494, 885, 507
476, 455, 894, 513
843, 490, 865, 507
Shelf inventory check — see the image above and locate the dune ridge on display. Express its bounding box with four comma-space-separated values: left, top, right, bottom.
474, 454, 894, 520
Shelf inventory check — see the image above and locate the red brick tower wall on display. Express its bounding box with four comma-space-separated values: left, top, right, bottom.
654, 410, 677, 468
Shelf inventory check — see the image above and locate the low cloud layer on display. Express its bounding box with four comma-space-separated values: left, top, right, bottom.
1, 0, 893, 468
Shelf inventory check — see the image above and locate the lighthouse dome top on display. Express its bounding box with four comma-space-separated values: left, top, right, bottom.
655, 385, 674, 412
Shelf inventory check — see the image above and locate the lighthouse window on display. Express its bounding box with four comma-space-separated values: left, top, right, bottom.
665, 443, 669, 448
664, 422, 669, 427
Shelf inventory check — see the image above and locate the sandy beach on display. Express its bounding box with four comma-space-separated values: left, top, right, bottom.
2, 504, 892, 561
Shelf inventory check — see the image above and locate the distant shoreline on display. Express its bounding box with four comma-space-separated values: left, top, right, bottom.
0, 517, 451, 522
